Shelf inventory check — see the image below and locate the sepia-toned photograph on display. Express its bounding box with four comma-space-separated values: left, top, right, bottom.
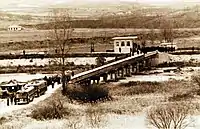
1, 0, 200, 129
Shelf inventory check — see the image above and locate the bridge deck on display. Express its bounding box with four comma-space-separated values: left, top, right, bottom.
70, 51, 158, 83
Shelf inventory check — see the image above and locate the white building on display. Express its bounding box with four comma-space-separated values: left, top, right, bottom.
8, 25, 23, 31
112, 36, 138, 53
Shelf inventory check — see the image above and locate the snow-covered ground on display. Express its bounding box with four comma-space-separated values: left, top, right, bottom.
114, 66, 200, 84
169, 54, 200, 63
118, 73, 185, 83
20, 113, 200, 129
100, 114, 200, 129
0, 57, 114, 67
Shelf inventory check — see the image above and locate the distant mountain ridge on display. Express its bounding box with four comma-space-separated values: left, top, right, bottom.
0, 0, 199, 17
1, 1, 200, 29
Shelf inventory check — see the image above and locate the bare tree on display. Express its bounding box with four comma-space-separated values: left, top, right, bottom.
85, 104, 107, 128
160, 19, 174, 43
147, 102, 193, 129
148, 28, 156, 44
138, 34, 147, 48
48, 9, 73, 93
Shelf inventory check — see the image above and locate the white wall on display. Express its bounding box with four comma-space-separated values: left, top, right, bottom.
114, 39, 133, 53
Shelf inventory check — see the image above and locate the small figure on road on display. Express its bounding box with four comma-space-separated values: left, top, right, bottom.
23, 50, 25, 56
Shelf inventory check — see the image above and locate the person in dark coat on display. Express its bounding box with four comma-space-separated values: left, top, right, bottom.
10, 93, 14, 105
23, 50, 26, 56
71, 71, 74, 76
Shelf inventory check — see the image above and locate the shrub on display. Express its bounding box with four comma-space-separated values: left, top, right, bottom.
65, 84, 112, 103
118, 81, 162, 95
31, 99, 70, 120
0, 117, 7, 125
85, 105, 107, 128
120, 81, 161, 87
65, 117, 83, 129
147, 102, 193, 129
168, 92, 194, 102
192, 75, 200, 88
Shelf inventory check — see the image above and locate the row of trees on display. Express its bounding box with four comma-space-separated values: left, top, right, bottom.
139, 20, 175, 47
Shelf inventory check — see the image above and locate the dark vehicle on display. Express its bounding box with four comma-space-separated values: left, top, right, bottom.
25, 80, 47, 97
14, 80, 47, 104
15, 87, 35, 104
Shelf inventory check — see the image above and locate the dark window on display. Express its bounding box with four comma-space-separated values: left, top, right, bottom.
121, 41, 125, 46
116, 42, 119, 46
127, 41, 130, 46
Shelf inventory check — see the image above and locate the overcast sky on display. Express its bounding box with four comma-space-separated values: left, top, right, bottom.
0, 0, 200, 8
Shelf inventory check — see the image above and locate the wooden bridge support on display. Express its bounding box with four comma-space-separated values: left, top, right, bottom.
110, 72, 113, 80
102, 73, 108, 82
114, 70, 118, 81
132, 63, 139, 74
126, 65, 131, 77
125, 66, 128, 76
121, 68, 124, 78
117, 68, 120, 76
97, 79, 100, 84
79, 79, 91, 86
91, 76, 100, 84
131, 64, 135, 74
86, 79, 91, 86
108, 70, 118, 81
138, 61, 145, 72
144, 59, 152, 68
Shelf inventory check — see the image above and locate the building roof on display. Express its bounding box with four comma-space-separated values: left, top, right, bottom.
0, 80, 25, 87
112, 36, 138, 40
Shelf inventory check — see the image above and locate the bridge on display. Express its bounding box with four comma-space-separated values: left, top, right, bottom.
69, 51, 158, 86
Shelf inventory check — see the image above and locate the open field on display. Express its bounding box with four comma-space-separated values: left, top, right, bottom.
2, 28, 200, 43
0, 28, 152, 43
0, 42, 113, 53
1, 28, 200, 53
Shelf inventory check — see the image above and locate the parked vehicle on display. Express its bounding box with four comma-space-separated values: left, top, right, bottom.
14, 79, 47, 104
25, 80, 47, 97
0, 80, 25, 99
15, 87, 35, 104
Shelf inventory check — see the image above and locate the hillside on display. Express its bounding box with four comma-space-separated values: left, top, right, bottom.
2, 2, 200, 29
17, 5, 200, 29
